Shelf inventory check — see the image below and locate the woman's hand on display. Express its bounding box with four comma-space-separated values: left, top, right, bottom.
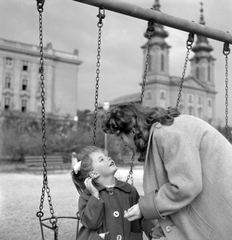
84, 177, 99, 199
124, 203, 142, 221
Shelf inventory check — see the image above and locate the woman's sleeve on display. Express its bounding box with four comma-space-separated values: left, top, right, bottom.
78, 193, 104, 230
139, 129, 203, 220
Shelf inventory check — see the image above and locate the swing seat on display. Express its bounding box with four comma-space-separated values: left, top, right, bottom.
38, 212, 80, 240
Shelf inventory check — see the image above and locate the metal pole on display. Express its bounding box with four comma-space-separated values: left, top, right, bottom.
73, 0, 232, 44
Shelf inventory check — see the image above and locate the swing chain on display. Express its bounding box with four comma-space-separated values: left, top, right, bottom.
97, 7, 105, 27
126, 151, 135, 185
36, 0, 45, 13
223, 42, 230, 139
93, 8, 105, 145
176, 33, 194, 108
141, 21, 154, 104
36, 3, 56, 221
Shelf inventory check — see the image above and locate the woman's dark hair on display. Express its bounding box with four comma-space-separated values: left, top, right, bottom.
71, 146, 106, 194
102, 102, 180, 162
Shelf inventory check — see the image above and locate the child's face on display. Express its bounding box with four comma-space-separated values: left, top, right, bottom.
90, 151, 117, 178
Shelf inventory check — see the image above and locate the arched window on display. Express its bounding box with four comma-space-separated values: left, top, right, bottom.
6, 57, 12, 66
160, 90, 166, 108
5, 75, 11, 89
147, 91, 152, 100
188, 94, 193, 103
207, 98, 213, 120
208, 99, 212, 107
179, 104, 184, 113
188, 106, 193, 115
21, 99, 27, 113
22, 78, 28, 91
144, 90, 152, 107
160, 91, 165, 100
22, 61, 29, 71
196, 67, 199, 79
208, 64, 211, 82
198, 107, 203, 118
161, 54, 164, 71
4, 97, 10, 111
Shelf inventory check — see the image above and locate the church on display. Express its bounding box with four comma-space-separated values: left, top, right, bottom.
109, 1, 217, 125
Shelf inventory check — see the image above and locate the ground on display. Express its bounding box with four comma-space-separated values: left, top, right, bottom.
0, 164, 146, 240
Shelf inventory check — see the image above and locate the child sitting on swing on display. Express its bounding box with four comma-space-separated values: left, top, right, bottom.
71, 145, 161, 240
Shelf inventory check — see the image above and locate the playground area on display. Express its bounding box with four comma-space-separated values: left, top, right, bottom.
0, 165, 144, 240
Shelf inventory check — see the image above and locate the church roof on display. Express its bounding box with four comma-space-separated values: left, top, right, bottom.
109, 92, 140, 106
171, 75, 217, 94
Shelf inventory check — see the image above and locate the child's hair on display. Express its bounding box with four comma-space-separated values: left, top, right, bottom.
71, 145, 107, 194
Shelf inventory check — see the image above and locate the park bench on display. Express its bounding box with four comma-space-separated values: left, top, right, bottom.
24, 155, 71, 173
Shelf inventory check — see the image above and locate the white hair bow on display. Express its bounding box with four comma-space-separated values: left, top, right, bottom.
72, 152, 81, 174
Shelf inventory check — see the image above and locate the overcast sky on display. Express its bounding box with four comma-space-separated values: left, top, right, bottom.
1, 0, 232, 125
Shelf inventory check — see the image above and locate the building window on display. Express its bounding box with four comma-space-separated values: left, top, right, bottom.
5, 75, 11, 89
208, 64, 211, 82
22, 78, 28, 90
196, 67, 199, 79
144, 90, 152, 107
198, 107, 203, 118
179, 104, 184, 113
6, 57, 12, 66
22, 61, 28, 71
188, 106, 193, 115
4, 97, 10, 111
161, 54, 164, 71
208, 99, 212, 107
160, 90, 166, 108
188, 94, 193, 103
207, 98, 213, 121
21, 99, 27, 113
160, 90, 165, 100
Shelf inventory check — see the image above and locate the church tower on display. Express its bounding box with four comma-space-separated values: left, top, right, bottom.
189, 2, 217, 124
141, 0, 171, 108
190, 2, 215, 90
110, 1, 217, 125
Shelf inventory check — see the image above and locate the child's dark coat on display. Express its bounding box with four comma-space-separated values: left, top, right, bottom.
78, 178, 153, 240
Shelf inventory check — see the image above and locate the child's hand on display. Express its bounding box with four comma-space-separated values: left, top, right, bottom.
124, 204, 142, 221
150, 226, 165, 239
71, 152, 80, 174
84, 177, 99, 199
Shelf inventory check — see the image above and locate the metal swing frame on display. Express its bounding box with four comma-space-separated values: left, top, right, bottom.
73, 0, 232, 44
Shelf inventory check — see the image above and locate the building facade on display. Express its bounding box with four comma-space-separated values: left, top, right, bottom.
110, 1, 217, 125
0, 39, 82, 119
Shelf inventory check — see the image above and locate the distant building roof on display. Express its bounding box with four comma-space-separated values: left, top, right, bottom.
109, 92, 141, 106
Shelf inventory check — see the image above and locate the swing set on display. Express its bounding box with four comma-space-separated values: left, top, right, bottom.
35, 0, 231, 239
